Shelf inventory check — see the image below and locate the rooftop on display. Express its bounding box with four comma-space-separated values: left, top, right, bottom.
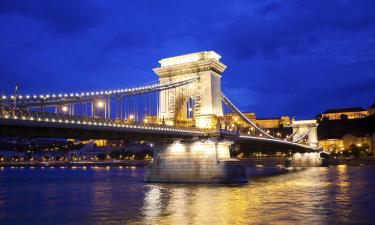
323, 107, 366, 114
256, 117, 282, 120
158, 51, 221, 67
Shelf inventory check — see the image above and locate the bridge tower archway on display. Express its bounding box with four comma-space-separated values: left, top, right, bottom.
292, 120, 318, 148
153, 51, 227, 129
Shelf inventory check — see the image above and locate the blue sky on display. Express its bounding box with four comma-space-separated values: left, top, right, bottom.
0, 0, 374, 119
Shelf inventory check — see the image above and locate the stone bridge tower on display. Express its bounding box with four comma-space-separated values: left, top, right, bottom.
292, 120, 318, 148
153, 51, 226, 129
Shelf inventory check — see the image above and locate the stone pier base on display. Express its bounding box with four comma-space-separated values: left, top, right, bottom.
286, 152, 329, 167
145, 141, 247, 183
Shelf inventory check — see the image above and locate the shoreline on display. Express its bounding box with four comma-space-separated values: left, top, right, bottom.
1, 158, 375, 167
0, 160, 150, 167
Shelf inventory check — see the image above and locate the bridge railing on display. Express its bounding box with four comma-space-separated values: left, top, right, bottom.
0, 107, 206, 134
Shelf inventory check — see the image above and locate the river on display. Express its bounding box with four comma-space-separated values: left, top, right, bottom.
1, 165, 374, 225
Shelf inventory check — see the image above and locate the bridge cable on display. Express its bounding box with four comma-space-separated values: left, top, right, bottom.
292, 127, 313, 143
283, 128, 299, 141
221, 93, 275, 139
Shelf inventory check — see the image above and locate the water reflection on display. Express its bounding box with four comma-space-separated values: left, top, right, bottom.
328, 165, 353, 224
142, 168, 339, 224
0, 166, 375, 225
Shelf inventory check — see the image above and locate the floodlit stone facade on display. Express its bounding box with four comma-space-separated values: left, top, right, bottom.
153, 51, 226, 129
322, 107, 368, 120
292, 120, 318, 148
145, 141, 247, 183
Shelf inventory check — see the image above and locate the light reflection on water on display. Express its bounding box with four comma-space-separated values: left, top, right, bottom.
0, 166, 374, 225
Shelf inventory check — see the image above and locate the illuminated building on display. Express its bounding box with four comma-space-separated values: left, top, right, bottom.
318, 139, 344, 152
223, 112, 256, 127
322, 107, 368, 120
144, 115, 158, 124
343, 133, 373, 152
319, 132, 374, 156
223, 113, 290, 129
255, 116, 291, 129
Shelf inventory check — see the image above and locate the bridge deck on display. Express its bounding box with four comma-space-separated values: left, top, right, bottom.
0, 118, 205, 141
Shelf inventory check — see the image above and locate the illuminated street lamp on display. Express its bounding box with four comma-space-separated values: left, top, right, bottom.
129, 115, 134, 120
144, 118, 148, 123
97, 101, 104, 108
62, 106, 68, 112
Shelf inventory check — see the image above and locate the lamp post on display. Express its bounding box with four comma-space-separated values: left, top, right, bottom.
13, 84, 19, 116
97, 101, 104, 108
129, 114, 134, 124
97, 101, 104, 118
62, 106, 68, 113
92, 99, 104, 118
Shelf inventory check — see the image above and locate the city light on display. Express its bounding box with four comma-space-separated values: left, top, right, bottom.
97, 101, 104, 108
62, 106, 68, 112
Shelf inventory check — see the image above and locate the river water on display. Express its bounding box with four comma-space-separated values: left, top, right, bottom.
0, 165, 374, 225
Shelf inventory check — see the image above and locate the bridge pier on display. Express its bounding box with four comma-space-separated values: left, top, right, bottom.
145, 140, 247, 183
286, 152, 329, 167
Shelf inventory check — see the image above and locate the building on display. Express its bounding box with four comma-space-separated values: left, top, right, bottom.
221, 113, 292, 138
318, 139, 344, 151
222, 113, 290, 129
144, 115, 158, 124
255, 116, 291, 129
223, 112, 256, 127
322, 107, 368, 120
318, 132, 375, 156
343, 133, 374, 152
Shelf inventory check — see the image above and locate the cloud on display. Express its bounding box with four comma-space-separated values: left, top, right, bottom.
0, 0, 106, 33
217, 1, 375, 60
0, 0, 374, 119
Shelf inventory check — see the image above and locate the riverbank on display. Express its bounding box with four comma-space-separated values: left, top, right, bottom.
2, 157, 375, 168
0, 160, 150, 167
329, 158, 375, 166
240, 157, 375, 166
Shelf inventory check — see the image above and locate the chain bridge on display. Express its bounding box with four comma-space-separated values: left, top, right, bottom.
0, 51, 323, 182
